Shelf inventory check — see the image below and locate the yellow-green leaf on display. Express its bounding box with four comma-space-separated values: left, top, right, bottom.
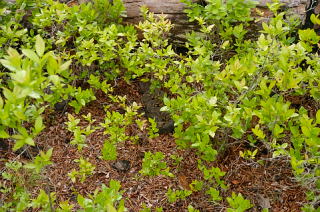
0, 96, 3, 109
0, 129, 10, 138
60, 60, 72, 71
13, 139, 25, 151
106, 204, 117, 212
316, 110, 320, 124
22, 49, 40, 63
34, 116, 44, 134
35, 35, 45, 57
25, 137, 35, 146
252, 124, 265, 139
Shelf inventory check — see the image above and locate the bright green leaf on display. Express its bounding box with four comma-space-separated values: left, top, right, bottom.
0, 129, 10, 138
25, 137, 35, 146
22, 49, 40, 63
60, 60, 72, 71
316, 110, 320, 124
34, 116, 45, 134
35, 35, 45, 57
252, 125, 265, 139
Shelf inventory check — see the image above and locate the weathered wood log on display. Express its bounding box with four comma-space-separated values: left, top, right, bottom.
122, 0, 318, 43
4, 0, 319, 41
122, 0, 308, 21
123, 0, 198, 43
123, 0, 311, 21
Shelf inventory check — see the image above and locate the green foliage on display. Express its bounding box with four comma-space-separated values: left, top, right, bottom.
140, 152, 173, 177
254, 96, 297, 130
138, 6, 172, 48
170, 154, 183, 166
166, 188, 192, 203
147, 117, 159, 138
187, 205, 200, 212
161, 2, 319, 208
24, 148, 53, 173
0, 159, 52, 211
68, 157, 95, 183
298, 29, 320, 52
0, 36, 69, 151
1, 0, 320, 210
31, 189, 56, 211
0, 186, 30, 211
227, 192, 252, 212
92, 0, 126, 23
88, 74, 112, 94
66, 113, 96, 150
101, 110, 129, 142
182, 0, 257, 24
198, 162, 227, 189
239, 149, 258, 160
68, 87, 96, 114
181, 0, 257, 51
206, 187, 222, 202
102, 141, 117, 161
190, 180, 204, 192
77, 180, 125, 211
163, 93, 220, 161
57, 200, 74, 212
140, 205, 163, 212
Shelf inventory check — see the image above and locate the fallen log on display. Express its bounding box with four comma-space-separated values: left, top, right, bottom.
122, 0, 319, 43
3, 0, 319, 41
123, 0, 315, 22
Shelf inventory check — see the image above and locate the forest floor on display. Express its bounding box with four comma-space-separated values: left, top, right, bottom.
0, 78, 309, 211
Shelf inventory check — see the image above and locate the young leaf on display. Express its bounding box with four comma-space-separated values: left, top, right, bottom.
107, 204, 117, 212
0, 129, 10, 138
22, 49, 40, 63
0, 96, 3, 109
25, 137, 35, 146
34, 116, 45, 134
13, 139, 26, 151
310, 14, 320, 25
316, 110, 320, 124
35, 35, 45, 57
102, 141, 117, 161
252, 125, 266, 139
60, 60, 72, 72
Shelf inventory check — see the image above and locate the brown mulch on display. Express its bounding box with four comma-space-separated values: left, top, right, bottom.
217, 142, 307, 212
0, 79, 308, 211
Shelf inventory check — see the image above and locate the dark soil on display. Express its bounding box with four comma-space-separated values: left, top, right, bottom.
137, 81, 174, 135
